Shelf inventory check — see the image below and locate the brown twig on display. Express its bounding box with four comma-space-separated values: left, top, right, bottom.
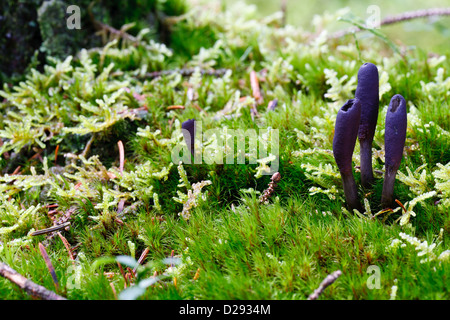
307, 270, 342, 300
0, 262, 66, 300
331, 8, 450, 39
143, 68, 230, 80
30, 222, 71, 237
88, 2, 138, 44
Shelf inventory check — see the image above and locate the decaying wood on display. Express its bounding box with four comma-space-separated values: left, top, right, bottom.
0, 262, 66, 300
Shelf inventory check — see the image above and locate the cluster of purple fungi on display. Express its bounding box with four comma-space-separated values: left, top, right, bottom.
333, 62, 407, 212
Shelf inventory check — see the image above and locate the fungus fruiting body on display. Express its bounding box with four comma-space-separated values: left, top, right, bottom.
333, 98, 363, 212
355, 62, 379, 188
181, 119, 196, 157
381, 94, 407, 208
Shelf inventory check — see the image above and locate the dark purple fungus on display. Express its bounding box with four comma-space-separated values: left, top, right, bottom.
381, 94, 407, 208
333, 99, 363, 212
355, 62, 379, 188
181, 119, 196, 157
267, 98, 278, 111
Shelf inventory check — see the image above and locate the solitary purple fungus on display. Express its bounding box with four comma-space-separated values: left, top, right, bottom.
355, 62, 379, 188
181, 119, 196, 157
333, 98, 363, 212
381, 94, 407, 208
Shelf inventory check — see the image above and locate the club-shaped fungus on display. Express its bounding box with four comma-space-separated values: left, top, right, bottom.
356, 62, 379, 188
181, 119, 196, 157
381, 94, 407, 208
333, 98, 363, 212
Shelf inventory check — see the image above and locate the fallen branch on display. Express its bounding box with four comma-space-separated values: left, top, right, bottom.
331, 8, 450, 39
0, 262, 66, 300
143, 68, 230, 79
30, 222, 71, 236
308, 270, 342, 300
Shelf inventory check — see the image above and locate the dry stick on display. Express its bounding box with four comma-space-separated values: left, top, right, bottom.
0, 262, 66, 300
38, 243, 59, 292
331, 8, 450, 39
308, 270, 342, 300
87, 2, 138, 44
146, 68, 229, 79
30, 222, 71, 236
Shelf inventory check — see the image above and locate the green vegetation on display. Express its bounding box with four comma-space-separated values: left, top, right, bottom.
0, 0, 449, 300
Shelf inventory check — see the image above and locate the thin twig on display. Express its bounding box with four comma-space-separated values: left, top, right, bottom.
30, 222, 71, 236
331, 8, 450, 39
308, 270, 342, 300
143, 68, 230, 79
0, 262, 66, 300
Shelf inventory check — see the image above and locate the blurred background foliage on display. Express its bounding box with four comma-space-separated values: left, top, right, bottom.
226, 0, 450, 53
1, 0, 449, 85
